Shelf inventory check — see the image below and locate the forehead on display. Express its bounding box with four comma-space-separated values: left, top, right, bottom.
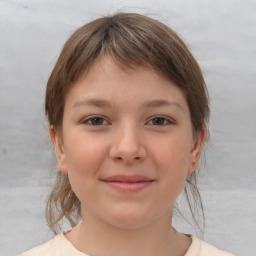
64, 56, 189, 113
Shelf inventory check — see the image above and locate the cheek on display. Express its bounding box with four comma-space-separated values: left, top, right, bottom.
152, 136, 191, 171
150, 137, 191, 196
64, 133, 109, 194
65, 132, 108, 169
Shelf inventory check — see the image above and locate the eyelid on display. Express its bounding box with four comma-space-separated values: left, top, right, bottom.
80, 115, 175, 126
146, 116, 176, 125
81, 115, 111, 125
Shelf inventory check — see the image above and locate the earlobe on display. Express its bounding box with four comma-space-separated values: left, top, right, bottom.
188, 126, 207, 173
49, 125, 68, 174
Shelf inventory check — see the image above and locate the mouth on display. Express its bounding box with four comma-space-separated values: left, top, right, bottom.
101, 175, 155, 192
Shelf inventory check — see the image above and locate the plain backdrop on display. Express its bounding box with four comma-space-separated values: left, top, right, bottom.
0, 0, 256, 255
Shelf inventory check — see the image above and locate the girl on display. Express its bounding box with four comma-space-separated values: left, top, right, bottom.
19, 12, 234, 256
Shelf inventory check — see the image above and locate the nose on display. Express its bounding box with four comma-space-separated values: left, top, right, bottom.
109, 124, 147, 164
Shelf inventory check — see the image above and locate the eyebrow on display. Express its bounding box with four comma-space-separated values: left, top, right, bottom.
141, 99, 184, 111
73, 98, 184, 111
73, 99, 113, 108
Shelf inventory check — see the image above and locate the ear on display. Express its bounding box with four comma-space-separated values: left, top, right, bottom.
49, 125, 68, 174
188, 126, 207, 174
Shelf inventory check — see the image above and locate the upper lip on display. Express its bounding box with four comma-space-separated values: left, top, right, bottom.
101, 175, 154, 183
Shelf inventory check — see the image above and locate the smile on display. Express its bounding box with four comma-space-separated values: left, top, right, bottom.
101, 175, 155, 192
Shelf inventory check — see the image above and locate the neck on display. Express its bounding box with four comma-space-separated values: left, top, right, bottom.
65, 208, 191, 256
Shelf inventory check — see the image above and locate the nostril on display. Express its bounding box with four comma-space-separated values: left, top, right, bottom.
109, 141, 147, 163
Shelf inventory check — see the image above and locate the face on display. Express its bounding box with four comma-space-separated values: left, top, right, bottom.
51, 57, 205, 230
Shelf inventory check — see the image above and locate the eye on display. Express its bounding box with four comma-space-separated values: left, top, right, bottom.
83, 116, 109, 126
148, 117, 174, 126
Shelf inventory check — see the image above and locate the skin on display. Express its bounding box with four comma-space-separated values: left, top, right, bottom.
50, 57, 206, 256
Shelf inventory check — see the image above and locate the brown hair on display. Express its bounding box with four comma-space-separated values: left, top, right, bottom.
45, 12, 209, 234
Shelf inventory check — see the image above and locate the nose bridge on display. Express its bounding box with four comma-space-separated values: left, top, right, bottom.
110, 120, 146, 163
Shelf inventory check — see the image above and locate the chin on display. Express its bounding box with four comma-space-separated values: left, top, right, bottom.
102, 207, 161, 230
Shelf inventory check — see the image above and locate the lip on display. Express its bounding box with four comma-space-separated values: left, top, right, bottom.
101, 175, 155, 192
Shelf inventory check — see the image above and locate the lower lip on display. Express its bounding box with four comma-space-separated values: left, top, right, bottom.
102, 181, 154, 192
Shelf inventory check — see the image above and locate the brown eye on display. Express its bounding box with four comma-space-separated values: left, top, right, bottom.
84, 117, 108, 125
149, 117, 173, 126
91, 117, 104, 125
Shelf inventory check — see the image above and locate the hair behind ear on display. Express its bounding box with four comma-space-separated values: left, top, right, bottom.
46, 171, 81, 234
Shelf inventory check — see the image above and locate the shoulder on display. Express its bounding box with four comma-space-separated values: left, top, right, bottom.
185, 235, 235, 256
17, 232, 87, 256
199, 239, 235, 256
18, 234, 64, 256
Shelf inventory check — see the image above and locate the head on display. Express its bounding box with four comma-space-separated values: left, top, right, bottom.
45, 12, 209, 233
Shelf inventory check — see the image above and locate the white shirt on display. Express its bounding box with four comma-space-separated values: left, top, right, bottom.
18, 232, 235, 256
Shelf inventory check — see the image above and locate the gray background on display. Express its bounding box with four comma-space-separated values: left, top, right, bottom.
0, 0, 255, 255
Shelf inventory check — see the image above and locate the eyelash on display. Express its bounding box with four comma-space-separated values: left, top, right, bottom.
147, 117, 174, 126
82, 116, 110, 126
82, 116, 175, 126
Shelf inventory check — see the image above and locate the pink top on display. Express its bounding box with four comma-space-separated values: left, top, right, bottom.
18, 232, 235, 256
